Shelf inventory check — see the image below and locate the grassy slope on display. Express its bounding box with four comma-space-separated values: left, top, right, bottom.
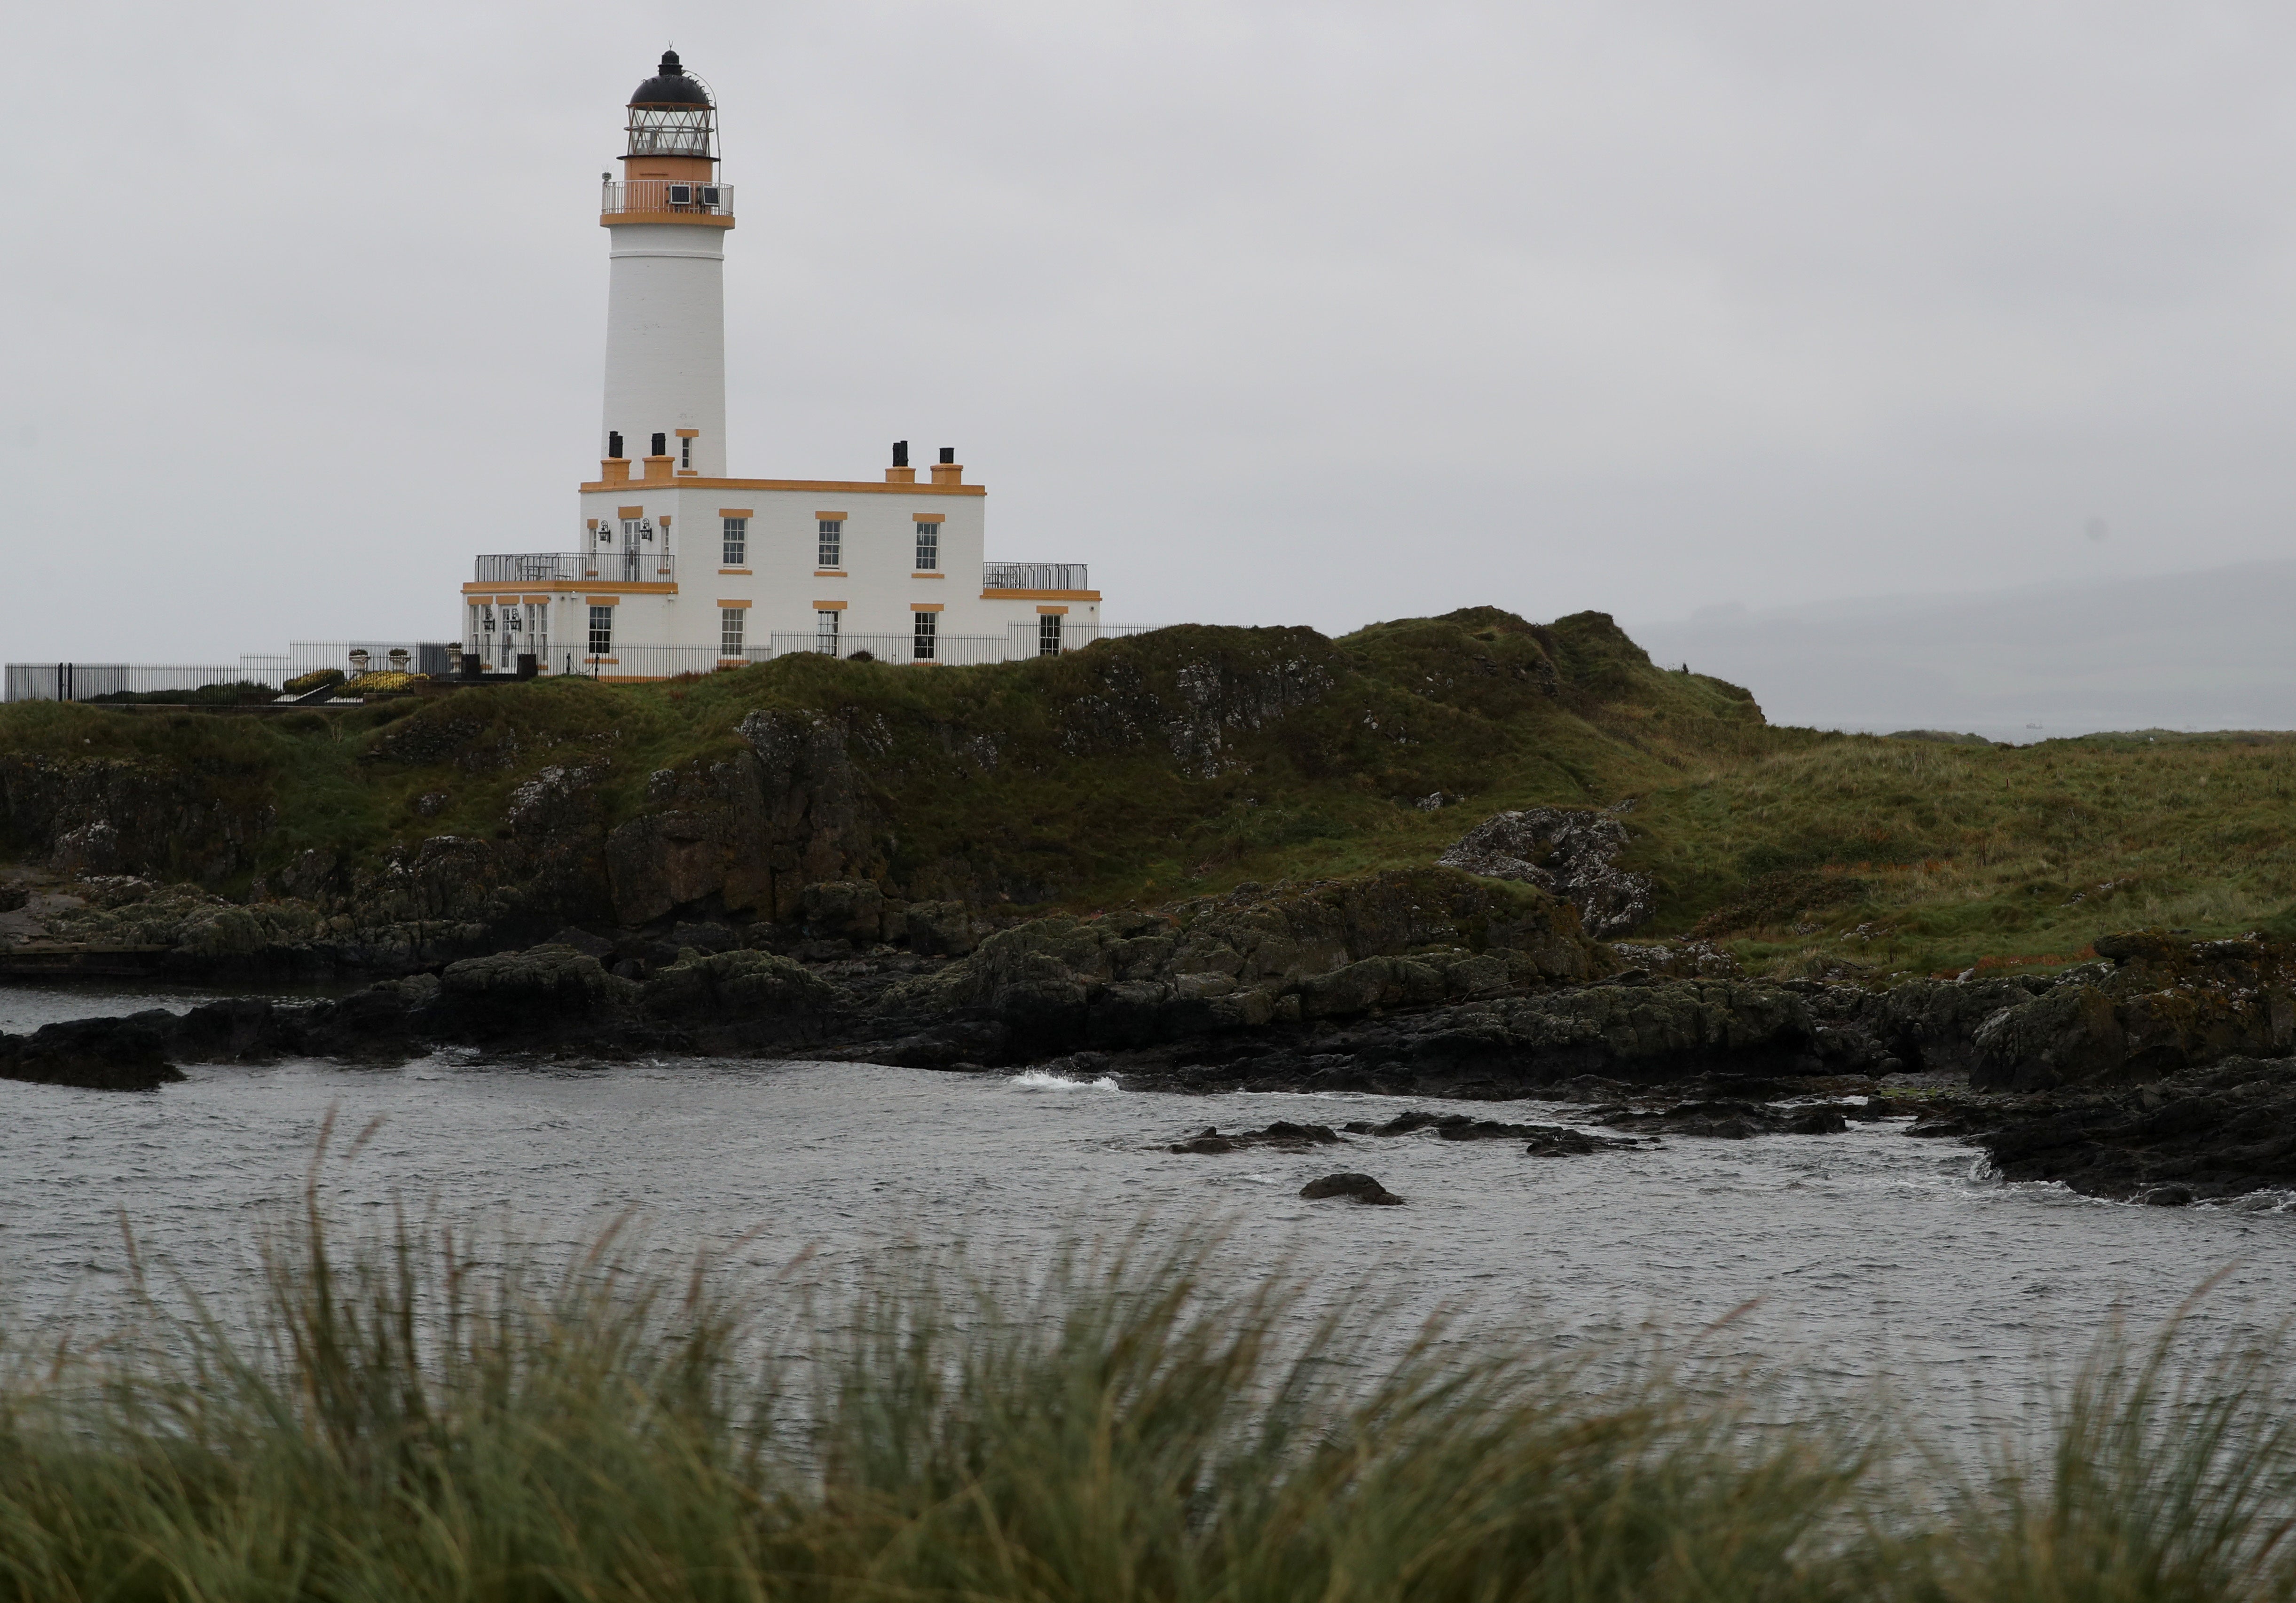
4, 609, 2293, 974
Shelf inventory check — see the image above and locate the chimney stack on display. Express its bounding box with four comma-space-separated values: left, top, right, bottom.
930, 445, 963, 486
885, 439, 916, 483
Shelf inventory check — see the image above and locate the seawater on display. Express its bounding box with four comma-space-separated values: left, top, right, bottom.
7, 981, 2295, 1442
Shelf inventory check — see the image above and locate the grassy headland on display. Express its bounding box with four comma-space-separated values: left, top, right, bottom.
3, 607, 2292, 976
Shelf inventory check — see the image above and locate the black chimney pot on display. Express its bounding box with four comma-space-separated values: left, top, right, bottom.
608, 431, 623, 459
938, 446, 954, 464
651, 432, 667, 457
892, 440, 909, 467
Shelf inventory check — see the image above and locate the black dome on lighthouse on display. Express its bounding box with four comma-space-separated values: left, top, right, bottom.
630, 50, 711, 107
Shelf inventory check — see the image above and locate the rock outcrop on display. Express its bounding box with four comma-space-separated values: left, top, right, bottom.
1934, 1055, 2296, 1202
1438, 807, 1655, 936
1962, 933, 2296, 1092
0, 1012, 185, 1090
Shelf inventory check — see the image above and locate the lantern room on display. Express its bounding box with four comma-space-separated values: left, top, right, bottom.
625, 50, 716, 161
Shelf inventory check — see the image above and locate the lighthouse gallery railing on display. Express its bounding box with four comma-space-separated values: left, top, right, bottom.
599, 180, 735, 219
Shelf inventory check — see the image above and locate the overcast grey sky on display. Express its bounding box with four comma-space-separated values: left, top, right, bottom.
5, 0, 2294, 661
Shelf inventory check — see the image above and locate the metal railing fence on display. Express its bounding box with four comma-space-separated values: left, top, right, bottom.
764, 632, 1011, 666
1007, 621, 1158, 657
4, 644, 456, 702
6, 627, 1171, 699
473, 552, 675, 583
599, 179, 736, 218
4, 664, 255, 703
982, 562, 1090, 592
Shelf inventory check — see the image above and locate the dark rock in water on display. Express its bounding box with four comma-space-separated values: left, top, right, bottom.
1941, 1055, 2296, 1202
1299, 1172, 1403, 1205
170, 997, 281, 1062
430, 944, 640, 1040
1168, 1120, 1342, 1154
1343, 1109, 1631, 1150
2144, 1185, 2195, 1207
1600, 1100, 1859, 1139
0, 1011, 185, 1091
1522, 1124, 1643, 1156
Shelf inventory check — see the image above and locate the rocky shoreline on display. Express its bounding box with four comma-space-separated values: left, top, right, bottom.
9, 867, 2296, 1205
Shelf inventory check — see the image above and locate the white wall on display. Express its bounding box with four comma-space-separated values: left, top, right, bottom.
599, 223, 728, 477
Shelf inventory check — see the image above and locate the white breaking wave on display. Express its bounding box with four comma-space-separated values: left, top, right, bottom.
1007, 1070, 1121, 1092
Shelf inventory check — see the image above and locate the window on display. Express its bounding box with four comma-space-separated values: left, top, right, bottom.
588, 605, 613, 657
722, 516, 747, 566
1038, 613, 1063, 656
912, 610, 938, 661
721, 608, 746, 657
817, 610, 841, 652
680, 436, 692, 468
914, 523, 939, 570
818, 518, 843, 568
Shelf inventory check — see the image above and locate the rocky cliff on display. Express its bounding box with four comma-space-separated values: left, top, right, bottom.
0, 611, 1762, 978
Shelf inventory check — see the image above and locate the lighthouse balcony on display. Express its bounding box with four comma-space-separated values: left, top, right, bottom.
475, 551, 676, 584
599, 179, 735, 220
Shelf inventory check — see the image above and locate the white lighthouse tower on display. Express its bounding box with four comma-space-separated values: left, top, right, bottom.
457, 50, 1109, 677
599, 50, 731, 478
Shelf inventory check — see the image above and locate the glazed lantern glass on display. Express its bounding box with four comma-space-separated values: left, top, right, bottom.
628, 104, 713, 156
627, 50, 716, 157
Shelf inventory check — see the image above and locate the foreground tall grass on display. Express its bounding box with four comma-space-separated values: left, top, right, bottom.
4, 1192, 2295, 1600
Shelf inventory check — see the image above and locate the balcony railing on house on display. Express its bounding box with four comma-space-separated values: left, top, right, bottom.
982, 562, 1089, 592
599, 179, 735, 220
474, 552, 676, 584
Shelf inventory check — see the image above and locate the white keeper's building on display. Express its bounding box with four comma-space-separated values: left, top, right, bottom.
462, 51, 1107, 677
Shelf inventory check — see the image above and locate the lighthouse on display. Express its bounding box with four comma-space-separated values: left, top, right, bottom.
599, 50, 731, 479
457, 49, 1108, 678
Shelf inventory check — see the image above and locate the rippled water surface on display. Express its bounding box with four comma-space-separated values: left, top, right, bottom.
7, 983, 2295, 1436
